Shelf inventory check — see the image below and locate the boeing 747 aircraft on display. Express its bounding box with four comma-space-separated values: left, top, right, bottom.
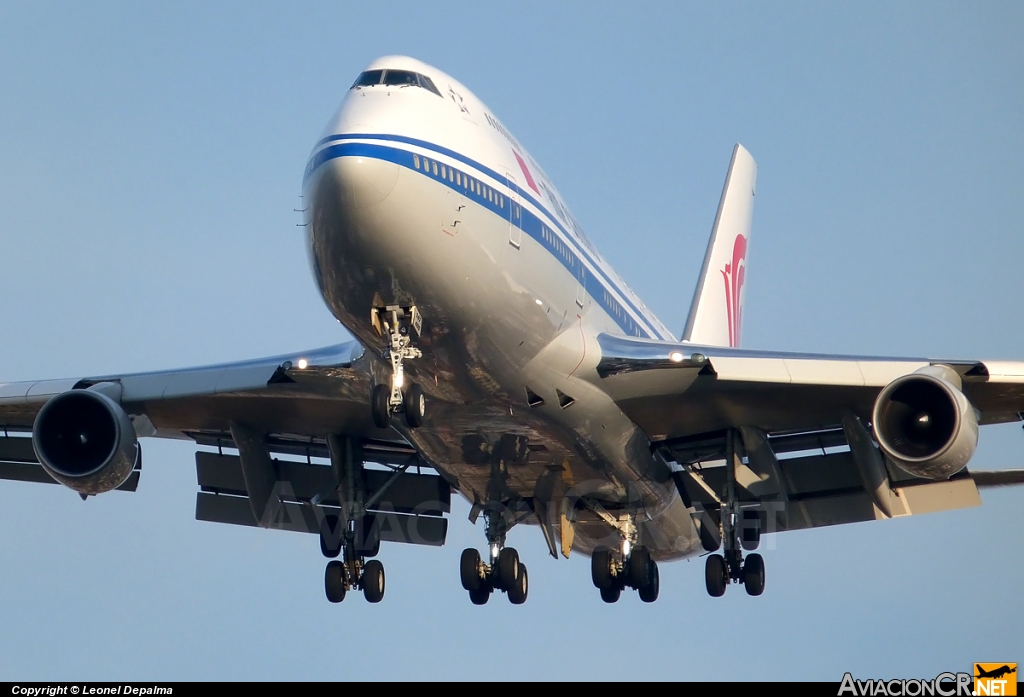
2, 56, 1022, 605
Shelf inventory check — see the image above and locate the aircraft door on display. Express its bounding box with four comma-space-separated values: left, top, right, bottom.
576, 261, 586, 308
506, 173, 521, 248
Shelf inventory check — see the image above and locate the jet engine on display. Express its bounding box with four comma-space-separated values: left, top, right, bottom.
871, 366, 978, 480
32, 388, 138, 495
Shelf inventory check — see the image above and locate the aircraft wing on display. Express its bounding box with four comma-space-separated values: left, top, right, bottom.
0, 341, 382, 440
593, 333, 1024, 539
0, 342, 450, 546
595, 333, 1024, 438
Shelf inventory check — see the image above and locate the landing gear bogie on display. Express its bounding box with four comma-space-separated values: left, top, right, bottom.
590, 544, 660, 603
460, 545, 528, 605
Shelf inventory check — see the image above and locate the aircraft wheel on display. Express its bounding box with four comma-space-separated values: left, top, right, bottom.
469, 586, 490, 605
705, 554, 727, 597
638, 561, 660, 603
325, 560, 346, 603
496, 547, 520, 591
404, 383, 425, 428
319, 513, 342, 559
600, 585, 621, 603
508, 564, 528, 605
591, 547, 614, 590
743, 553, 765, 596
460, 548, 482, 591
362, 559, 386, 603
628, 546, 652, 589
371, 384, 390, 428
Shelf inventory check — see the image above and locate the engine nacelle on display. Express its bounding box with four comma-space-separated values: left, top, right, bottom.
32, 388, 138, 495
871, 366, 978, 480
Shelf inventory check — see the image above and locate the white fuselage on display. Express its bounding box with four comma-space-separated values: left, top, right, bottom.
302, 56, 696, 559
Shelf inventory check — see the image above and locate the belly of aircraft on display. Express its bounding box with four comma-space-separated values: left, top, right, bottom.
305, 154, 699, 560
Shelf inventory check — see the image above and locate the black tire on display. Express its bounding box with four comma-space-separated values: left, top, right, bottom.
325, 560, 346, 603
705, 554, 727, 597
743, 553, 765, 596
496, 547, 520, 591
469, 586, 490, 605
591, 547, 613, 590
355, 515, 380, 558
508, 564, 528, 605
741, 510, 762, 551
600, 585, 621, 603
319, 513, 342, 559
460, 548, 482, 591
362, 559, 386, 603
371, 384, 390, 429
638, 561, 660, 603
628, 546, 652, 590
404, 383, 425, 428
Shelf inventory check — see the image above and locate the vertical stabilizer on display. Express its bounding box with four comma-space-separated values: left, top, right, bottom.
682, 144, 757, 347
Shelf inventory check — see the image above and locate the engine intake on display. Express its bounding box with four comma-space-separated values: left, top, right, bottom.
871, 366, 978, 480
32, 388, 138, 495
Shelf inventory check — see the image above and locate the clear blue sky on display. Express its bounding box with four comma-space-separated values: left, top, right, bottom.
0, 1, 1021, 681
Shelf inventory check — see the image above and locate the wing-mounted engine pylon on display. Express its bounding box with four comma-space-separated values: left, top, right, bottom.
682, 144, 757, 348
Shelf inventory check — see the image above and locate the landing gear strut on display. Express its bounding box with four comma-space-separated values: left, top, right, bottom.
371, 305, 425, 429
704, 430, 766, 597
320, 435, 387, 604
460, 503, 529, 605
589, 518, 660, 603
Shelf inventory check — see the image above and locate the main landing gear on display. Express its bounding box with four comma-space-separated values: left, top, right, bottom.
371, 305, 425, 429
589, 522, 660, 603
459, 504, 528, 605
322, 514, 386, 604
320, 435, 386, 604
704, 431, 766, 598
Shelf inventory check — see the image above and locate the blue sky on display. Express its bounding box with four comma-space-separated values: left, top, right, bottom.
0, 1, 1021, 681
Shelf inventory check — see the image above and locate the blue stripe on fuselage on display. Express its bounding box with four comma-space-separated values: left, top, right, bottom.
306, 141, 656, 339
305, 134, 668, 340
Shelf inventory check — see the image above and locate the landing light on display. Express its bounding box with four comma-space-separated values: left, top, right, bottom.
535, 299, 543, 306
297, 358, 309, 370
669, 351, 685, 363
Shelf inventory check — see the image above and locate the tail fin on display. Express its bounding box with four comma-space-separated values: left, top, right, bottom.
682, 144, 757, 347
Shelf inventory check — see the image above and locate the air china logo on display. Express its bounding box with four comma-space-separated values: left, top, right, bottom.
719, 234, 747, 347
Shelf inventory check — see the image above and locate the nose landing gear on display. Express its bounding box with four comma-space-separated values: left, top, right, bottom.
371, 305, 425, 429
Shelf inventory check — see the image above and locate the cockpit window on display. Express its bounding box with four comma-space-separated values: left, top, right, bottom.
350, 68, 442, 98
417, 74, 442, 97
352, 70, 383, 88
383, 69, 419, 87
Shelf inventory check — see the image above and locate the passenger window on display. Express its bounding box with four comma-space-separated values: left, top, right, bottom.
456, 172, 461, 186
499, 194, 504, 207
413, 154, 420, 169
432, 162, 438, 176
351, 70, 383, 88
449, 168, 454, 183
441, 165, 447, 178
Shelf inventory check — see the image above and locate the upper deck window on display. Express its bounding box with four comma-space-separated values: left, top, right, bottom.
351, 69, 442, 97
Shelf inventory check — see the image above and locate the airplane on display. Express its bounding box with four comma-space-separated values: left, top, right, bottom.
2, 54, 1023, 606
975, 666, 1016, 680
